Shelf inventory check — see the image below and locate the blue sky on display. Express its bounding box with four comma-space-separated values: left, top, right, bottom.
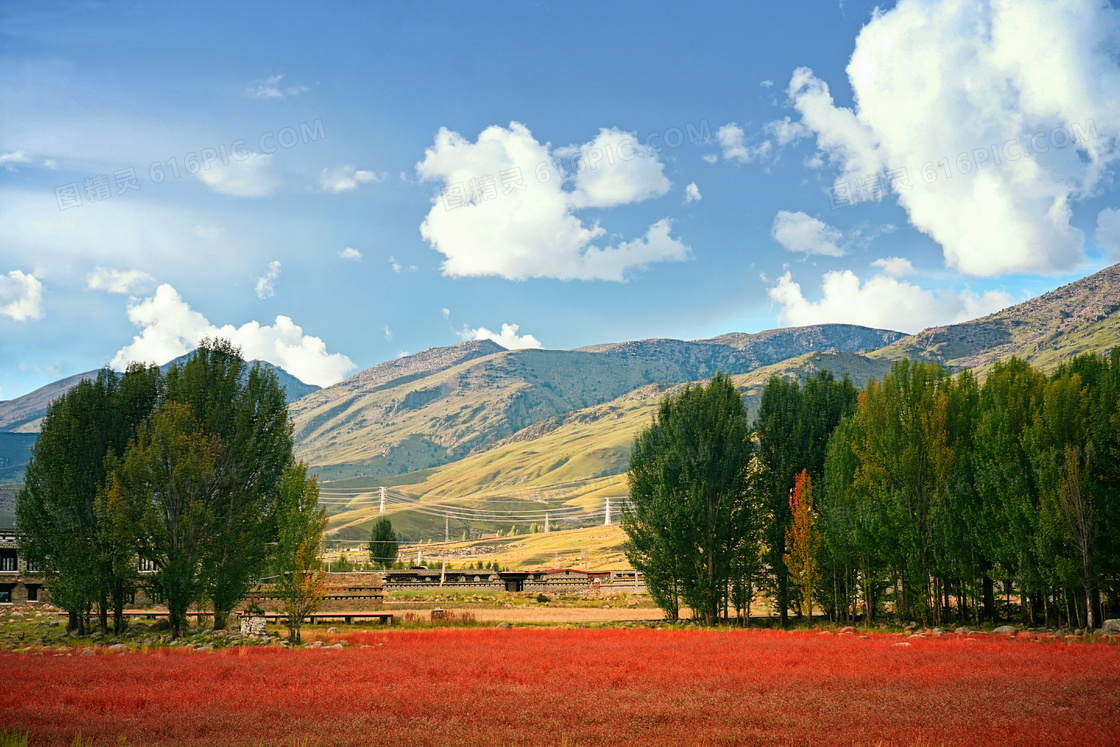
2, 0, 1119, 397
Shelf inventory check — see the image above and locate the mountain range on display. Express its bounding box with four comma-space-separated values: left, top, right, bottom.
4, 263, 1120, 537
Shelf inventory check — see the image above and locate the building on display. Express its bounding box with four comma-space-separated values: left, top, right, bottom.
0, 529, 43, 605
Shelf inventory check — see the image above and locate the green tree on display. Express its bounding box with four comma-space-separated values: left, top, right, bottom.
106, 403, 222, 638
162, 339, 294, 629
16, 366, 160, 634
273, 463, 327, 644
369, 517, 399, 569
622, 373, 755, 626
754, 370, 858, 627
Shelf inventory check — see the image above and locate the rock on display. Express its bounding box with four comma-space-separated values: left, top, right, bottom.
954, 626, 971, 634
80, 649, 95, 656
109, 643, 129, 653
894, 642, 911, 647
152, 619, 171, 632
327, 626, 340, 634
240, 616, 267, 637
497, 622, 511, 630
991, 625, 1018, 635
839, 626, 856, 635
40, 646, 53, 654
330, 643, 345, 650
1101, 619, 1120, 635
196, 644, 214, 652
308, 640, 324, 648
57, 646, 72, 653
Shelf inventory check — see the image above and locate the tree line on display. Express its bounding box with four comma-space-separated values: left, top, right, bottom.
623, 353, 1120, 629
17, 340, 327, 639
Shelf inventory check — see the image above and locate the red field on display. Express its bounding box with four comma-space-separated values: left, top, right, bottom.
2, 629, 1118, 746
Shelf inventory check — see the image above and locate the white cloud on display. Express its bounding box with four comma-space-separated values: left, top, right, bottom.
702, 154, 719, 164
561, 127, 671, 209
0, 151, 32, 170
0, 270, 43, 321
111, 284, 354, 387
441, 308, 450, 319
684, 183, 702, 203
42, 159, 57, 170
245, 74, 309, 100
459, 322, 542, 350
784, 0, 1120, 276
196, 154, 281, 197
338, 247, 362, 261
771, 210, 845, 257
768, 269, 1013, 334
86, 267, 156, 295
416, 122, 690, 281
1094, 208, 1120, 259
717, 123, 772, 164
764, 117, 808, 146
870, 256, 913, 278
389, 256, 401, 273
319, 164, 382, 193
761, 80, 775, 88
191, 224, 225, 242
383, 324, 392, 341
255, 261, 281, 299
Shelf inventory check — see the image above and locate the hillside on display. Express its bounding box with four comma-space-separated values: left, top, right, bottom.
871, 263, 1120, 373
293, 325, 903, 480
319, 350, 894, 541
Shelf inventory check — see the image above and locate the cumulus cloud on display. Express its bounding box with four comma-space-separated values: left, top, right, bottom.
416, 122, 689, 281
561, 127, 671, 208
459, 322, 542, 350
388, 256, 417, 273
717, 123, 772, 164
784, 0, 1120, 276
196, 154, 281, 197
684, 183, 702, 203
245, 74, 308, 100
110, 284, 354, 386
771, 210, 845, 257
768, 268, 1013, 334
338, 247, 362, 261
319, 164, 383, 193
255, 261, 281, 299
86, 267, 156, 295
1095, 208, 1120, 259
0, 270, 43, 321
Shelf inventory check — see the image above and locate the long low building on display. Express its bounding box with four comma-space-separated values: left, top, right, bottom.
383, 567, 645, 593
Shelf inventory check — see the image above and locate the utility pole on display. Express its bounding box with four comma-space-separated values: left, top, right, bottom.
604, 497, 611, 526
545, 512, 550, 533
379, 487, 386, 515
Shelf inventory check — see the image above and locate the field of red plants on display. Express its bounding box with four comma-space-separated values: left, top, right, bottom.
2, 629, 1118, 746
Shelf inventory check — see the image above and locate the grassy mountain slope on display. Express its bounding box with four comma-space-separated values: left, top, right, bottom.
320, 350, 894, 541
870, 263, 1120, 374
294, 325, 903, 480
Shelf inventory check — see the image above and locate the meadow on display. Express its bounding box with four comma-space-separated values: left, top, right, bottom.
2, 628, 1118, 746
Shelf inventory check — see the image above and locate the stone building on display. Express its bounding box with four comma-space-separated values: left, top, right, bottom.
0, 529, 44, 605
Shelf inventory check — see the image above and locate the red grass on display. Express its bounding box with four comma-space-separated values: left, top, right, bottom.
2, 630, 1118, 746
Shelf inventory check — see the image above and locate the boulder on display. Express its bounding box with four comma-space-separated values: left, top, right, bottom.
838, 626, 856, 635
1100, 619, 1120, 635
109, 643, 129, 653
152, 619, 171, 632
240, 616, 267, 637
327, 626, 340, 634
954, 626, 971, 634
991, 625, 1018, 635
330, 643, 345, 650
80, 649, 95, 656
497, 622, 511, 630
